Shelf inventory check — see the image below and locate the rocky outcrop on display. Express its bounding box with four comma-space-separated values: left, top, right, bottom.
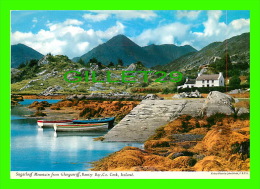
66, 93, 144, 101
54, 100, 140, 121
173, 90, 201, 99
144, 94, 163, 100
201, 91, 235, 116
40, 85, 63, 96
236, 107, 249, 116
28, 101, 52, 109
103, 100, 205, 142
11, 68, 22, 83
11, 95, 24, 106
93, 114, 250, 171
37, 55, 50, 66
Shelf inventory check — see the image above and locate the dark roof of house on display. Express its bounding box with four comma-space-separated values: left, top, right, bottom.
185, 79, 196, 84
196, 74, 219, 81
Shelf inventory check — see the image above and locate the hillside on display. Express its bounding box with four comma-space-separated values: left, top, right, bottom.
11, 54, 178, 95
73, 34, 197, 68
155, 32, 250, 72
11, 43, 44, 68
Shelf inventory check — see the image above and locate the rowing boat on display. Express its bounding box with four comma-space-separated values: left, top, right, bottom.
72, 117, 115, 129
37, 119, 73, 128
54, 123, 108, 132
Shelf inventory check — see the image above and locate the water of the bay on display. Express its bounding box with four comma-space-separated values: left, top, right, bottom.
11, 99, 143, 171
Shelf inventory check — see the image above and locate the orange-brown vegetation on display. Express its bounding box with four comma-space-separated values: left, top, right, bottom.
54, 100, 140, 121
11, 95, 24, 106
91, 146, 196, 171
234, 100, 250, 109
28, 101, 52, 117
92, 114, 249, 171
229, 93, 250, 98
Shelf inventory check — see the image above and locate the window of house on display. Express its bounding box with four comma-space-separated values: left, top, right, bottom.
207, 84, 209, 87
202, 80, 204, 83
202, 85, 204, 87
207, 80, 209, 83
212, 80, 214, 83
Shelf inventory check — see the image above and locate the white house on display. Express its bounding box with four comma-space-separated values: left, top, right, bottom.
178, 72, 224, 89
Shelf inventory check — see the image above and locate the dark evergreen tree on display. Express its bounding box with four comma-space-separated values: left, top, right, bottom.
229, 75, 241, 87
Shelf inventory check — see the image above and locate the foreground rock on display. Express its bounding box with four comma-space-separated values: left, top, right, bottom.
201, 91, 235, 116
103, 99, 205, 142
104, 91, 249, 142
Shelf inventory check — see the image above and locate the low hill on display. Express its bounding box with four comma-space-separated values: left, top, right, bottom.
11, 43, 44, 68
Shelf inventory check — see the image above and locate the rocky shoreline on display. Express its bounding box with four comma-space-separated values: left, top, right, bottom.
91, 113, 250, 171
91, 91, 250, 171
14, 91, 250, 171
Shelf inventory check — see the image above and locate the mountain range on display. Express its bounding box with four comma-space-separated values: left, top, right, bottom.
11, 33, 249, 71
155, 32, 250, 71
11, 43, 44, 68
72, 34, 197, 67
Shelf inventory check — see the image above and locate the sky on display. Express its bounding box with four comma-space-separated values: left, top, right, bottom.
11, 10, 250, 59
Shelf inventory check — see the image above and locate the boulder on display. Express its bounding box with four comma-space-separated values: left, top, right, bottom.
201, 91, 235, 116
40, 85, 63, 96
172, 90, 201, 99
237, 107, 249, 116
228, 89, 241, 94
144, 94, 163, 100
125, 63, 136, 71
37, 55, 50, 66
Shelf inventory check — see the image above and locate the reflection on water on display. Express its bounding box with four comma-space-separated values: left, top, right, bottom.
11, 99, 142, 171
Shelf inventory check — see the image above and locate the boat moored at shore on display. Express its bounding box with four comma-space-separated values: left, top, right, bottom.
37, 120, 74, 128
54, 123, 108, 132
72, 117, 115, 129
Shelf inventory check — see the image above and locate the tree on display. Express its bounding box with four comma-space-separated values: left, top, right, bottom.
229, 75, 241, 87
77, 58, 85, 65
27, 59, 38, 67
18, 62, 26, 69
117, 59, 123, 67
212, 53, 232, 74
89, 57, 98, 63
108, 62, 114, 67
97, 62, 102, 68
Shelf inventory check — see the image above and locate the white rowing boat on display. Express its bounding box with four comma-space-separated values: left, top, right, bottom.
37, 119, 73, 128
54, 123, 108, 132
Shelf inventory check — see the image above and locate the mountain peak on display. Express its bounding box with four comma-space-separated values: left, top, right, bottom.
105, 34, 138, 47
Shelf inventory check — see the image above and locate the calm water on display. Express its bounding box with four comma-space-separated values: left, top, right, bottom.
11, 99, 143, 171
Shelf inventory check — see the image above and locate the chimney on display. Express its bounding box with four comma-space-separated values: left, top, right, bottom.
219, 72, 223, 78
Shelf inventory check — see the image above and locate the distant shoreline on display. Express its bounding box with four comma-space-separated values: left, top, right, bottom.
22, 95, 67, 100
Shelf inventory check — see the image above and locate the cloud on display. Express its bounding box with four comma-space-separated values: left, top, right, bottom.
133, 22, 191, 46
11, 20, 125, 58
11, 10, 250, 59
63, 19, 83, 25
191, 10, 250, 49
83, 13, 110, 22
32, 17, 38, 23
176, 10, 201, 20
87, 10, 157, 20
